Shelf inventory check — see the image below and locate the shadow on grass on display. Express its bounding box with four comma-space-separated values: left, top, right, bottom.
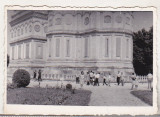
130, 90, 152, 106
7, 87, 91, 106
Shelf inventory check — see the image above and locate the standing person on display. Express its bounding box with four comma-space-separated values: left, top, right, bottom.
117, 71, 121, 85
108, 73, 112, 86
76, 73, 80, 84
130, 73, 136, 90
103, 74, 107, 85
33, 70, 37, 79
89, 71, 94, 85
135, 75, 139, 90
38, 69, 42, 81
80, 71, 85, 88
121, 72, 125, 86
86, 71, 90, 85
95, 72, 100, 86
147, 72, 153, 90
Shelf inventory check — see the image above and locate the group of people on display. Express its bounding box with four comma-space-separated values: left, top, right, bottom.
32, 69, 153, 90
76, 71, 113, 87
33, 69, 42, 81
75, 70, 153, 90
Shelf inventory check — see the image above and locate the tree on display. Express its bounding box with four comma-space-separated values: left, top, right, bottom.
7, 54, 9, 67
133, 27, 153, 75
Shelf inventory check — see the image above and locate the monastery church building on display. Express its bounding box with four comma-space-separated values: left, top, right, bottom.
8, 10, 134, 79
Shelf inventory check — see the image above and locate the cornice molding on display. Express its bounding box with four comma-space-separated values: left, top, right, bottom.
10, 35, 47, 45
10, 11, 48, 27
46, 29, 133, 37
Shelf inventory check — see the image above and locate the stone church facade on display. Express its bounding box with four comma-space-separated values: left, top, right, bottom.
8, 10, 134, 79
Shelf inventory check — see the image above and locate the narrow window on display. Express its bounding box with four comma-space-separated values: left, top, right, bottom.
66, 40, 70, 57
49, 38, 51, 57
18, 45, 21, 59
116, 38, 121, 57
26, 43, 29, 59
105, 38, 109, 57
38, 46, 43, 59
21, 28, 23, 35
84, 38, 89, 57
56, 39, 60, 57
12, 46, 14, 60
126, 39, 129, 58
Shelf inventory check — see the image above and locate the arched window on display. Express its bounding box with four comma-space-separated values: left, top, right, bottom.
55, 18, 62, 25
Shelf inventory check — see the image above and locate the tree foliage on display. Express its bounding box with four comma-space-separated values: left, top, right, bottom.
133, 27, 153, 75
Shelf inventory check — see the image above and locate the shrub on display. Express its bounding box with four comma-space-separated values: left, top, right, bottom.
66, 84, 72, 90
12, 69, 30, 88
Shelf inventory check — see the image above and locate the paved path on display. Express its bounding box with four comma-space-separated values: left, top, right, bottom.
8, 79, 150, 106
86, 84, 149, 106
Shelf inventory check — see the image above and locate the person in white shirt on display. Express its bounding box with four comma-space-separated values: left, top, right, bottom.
108, 73, 112, 86
80, 71, 85, 88
130, 73, 136, 90
147, 72, 153, 90
95, 72, 100, 86
120, 72, 124, 86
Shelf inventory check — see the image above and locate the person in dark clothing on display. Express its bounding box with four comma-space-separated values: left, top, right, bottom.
76, 74, 80, 84
33, 70, 37, 79
117, 71, 121, 85
103, 75, 108, 85
38, 69, 42, 81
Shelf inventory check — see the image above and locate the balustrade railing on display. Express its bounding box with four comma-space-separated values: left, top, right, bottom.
38, 74, 149, 83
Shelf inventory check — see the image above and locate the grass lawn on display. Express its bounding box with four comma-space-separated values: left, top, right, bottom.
130, 90, 153, 106
7, 87, 91, 106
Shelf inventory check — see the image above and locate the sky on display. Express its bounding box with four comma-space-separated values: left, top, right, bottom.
133, 11, 153, 32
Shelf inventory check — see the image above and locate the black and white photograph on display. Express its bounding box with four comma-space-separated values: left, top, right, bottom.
6, 10, 154, 108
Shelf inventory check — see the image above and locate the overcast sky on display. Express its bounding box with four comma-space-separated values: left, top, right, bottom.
133, 11, 153, 32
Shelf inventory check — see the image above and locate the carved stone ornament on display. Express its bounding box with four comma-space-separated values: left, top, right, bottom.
49, 18, 53, 26
29, 25, 32, 32
34, 25, 40, 32
104, 15, 111, 23
84, 17, 89, 25
116, 16, 122, 23
55, 18, 62, 25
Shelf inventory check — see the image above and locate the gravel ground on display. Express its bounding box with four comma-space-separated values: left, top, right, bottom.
7, 78, 150, 106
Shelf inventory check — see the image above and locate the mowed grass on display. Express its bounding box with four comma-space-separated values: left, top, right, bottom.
7, 87, 91, 106
131, 90, 153, 106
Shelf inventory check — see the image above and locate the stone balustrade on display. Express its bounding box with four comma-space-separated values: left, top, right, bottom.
39, 74, 149, 83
